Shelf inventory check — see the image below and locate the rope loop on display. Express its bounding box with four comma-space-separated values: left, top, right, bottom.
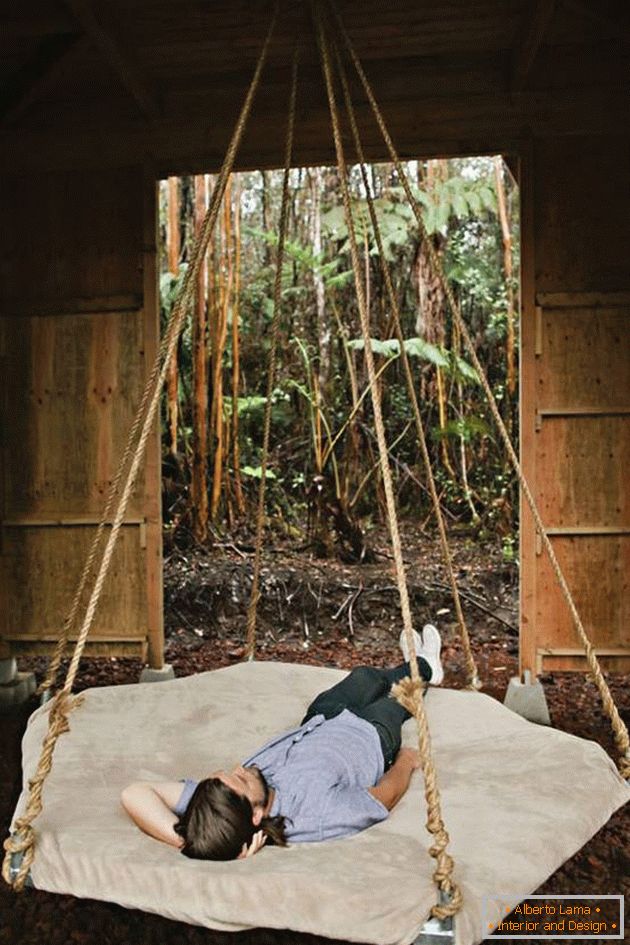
2, 829, 34, 891
432, 884, 464, 920
391, 677, 425, 716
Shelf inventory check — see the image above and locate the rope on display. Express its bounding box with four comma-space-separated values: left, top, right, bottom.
332, 39, 480, 692
329, 0, 630, 779
312, 1, 462, 916
245, 49, 299, 660
2, 5, 280, 891
312, 0, 418, 687
392, 677, 464, 919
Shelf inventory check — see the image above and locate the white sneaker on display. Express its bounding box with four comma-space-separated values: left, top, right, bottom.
398, 624, 444, 686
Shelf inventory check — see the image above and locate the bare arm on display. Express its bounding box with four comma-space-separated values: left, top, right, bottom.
120, 781, 185, 848
368, 748, 421, 811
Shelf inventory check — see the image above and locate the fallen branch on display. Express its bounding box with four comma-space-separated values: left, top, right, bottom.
332, 579, 518, 635
347, 584, 363, 638
426, 580, 518, 634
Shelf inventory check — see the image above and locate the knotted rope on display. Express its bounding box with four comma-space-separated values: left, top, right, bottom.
313, 1, 462, 916
245, 49, 299, 660
392, 677, 463, 919
3, 4, 280, 891
329, 0, 630, 779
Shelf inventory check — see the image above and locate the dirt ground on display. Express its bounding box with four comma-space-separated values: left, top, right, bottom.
1, 532, 628, 945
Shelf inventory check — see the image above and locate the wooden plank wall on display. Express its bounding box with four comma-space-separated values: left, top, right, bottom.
520, 136, 630, 674
0, 167, 163, 665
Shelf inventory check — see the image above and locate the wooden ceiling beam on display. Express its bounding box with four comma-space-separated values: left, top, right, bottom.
1, 34, 89, 126
1, 12, 77, 40
560, 0, 627, 34
0, 33, 79, 124
511, 0, 556, 92
63, 0, 160, 119
0, 81, 625, 176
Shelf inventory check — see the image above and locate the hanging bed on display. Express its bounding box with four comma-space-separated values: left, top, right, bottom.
11, 661, 629, 945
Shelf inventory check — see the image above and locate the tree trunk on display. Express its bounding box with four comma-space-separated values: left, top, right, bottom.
494, 156, 516, 397
231, 176, 245, 516
415, 160, 455, 476
210, 175, 233, 521
191, 174, 209, 542
329, 296, 359, 507
310, 167, 330, 393
415, 161, 448, 347
166, 176, 180, 457
260, 169, 271, 268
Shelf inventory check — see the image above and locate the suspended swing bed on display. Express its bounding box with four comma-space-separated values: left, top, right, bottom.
4, 4, 629, 945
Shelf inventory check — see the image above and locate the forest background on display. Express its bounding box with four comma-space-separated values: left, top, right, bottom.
159, 156, 519, 564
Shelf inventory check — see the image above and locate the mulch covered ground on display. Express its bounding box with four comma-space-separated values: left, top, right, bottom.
1, 533, 628, 945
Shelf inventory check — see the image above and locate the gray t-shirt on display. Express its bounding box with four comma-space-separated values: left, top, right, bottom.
174, 709, 388, 842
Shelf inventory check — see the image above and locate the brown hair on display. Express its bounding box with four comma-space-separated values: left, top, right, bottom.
174, 776, 288, 860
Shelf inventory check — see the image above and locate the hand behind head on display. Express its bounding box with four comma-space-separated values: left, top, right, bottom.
238, 829, 267, 859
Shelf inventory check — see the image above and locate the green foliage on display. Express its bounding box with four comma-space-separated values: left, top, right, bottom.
452, 355, 480, 384
159, 156, 520, 538
402, 337, 450, 368
347, 336, 478, 383
159, 267, 187, 317
321, 170, 498, 262
245, 226, 354, 290
501, 534, 517, 563
346, 337, 400, 358
412, 176, 496, 235
433, 416, 491, 442
241, 465, 277, 480
322, 200, 415, 262
222, 395, 267, 418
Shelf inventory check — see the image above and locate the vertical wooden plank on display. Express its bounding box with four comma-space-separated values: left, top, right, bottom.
2, 311, 146, 518
536, 416, 629, 525
537, 307, 629, 407
527, 137, 630, 674
519, 140, 538, 678
90, 314, 119, 498
534, 305, 543, 355
536, 536, 630, 650
142, 165, 164, 670
0, 166, 164, 663
0, 525, 147, 642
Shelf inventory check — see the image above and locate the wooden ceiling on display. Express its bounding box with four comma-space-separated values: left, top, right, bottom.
0, 0, 628, 174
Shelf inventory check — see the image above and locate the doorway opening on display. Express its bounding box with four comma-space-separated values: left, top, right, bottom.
157, 156, 520, 678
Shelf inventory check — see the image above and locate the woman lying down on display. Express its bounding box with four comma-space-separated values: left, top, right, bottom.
121, 625, 443, 860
